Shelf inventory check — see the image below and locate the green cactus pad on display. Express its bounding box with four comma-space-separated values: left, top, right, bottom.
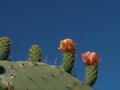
85, 64, 98, 86
29, 44, 42, 62
0, 37, 10, 60
60, 51, 75, 74
0, 61, 92, 90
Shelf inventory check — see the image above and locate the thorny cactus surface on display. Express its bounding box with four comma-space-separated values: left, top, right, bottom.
0, 37, 10, 60
81, 51, 99, 86
58, 39, 76, 74
0, 37, 100, 90
29, 44, 42, 62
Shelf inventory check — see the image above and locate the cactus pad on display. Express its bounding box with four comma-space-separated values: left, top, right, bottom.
60, 51, 75, 74
0, 61, 92, 90
85, 64, 98, 86
29, 44, 42, 62
0, 37, 10, 60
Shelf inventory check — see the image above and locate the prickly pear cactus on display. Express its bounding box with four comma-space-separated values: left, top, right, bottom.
85, 64, 98, 86
0, 37, 100, 90
0, 61, 92, 90
59, 38, 76, 74
29, 44, 42, 62
0, 37, 10, 60
81, 51, 99, 86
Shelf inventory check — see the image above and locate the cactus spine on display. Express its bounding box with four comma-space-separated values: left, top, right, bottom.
29, 44, 42, 62
59, 38, 76, 74
0, 37, 10, 60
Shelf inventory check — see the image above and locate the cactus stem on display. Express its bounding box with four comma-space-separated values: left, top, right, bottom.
29, 44, 42, 62
85, 64, 98, 86
0, 36, 11, 60
60, 51, 75, 74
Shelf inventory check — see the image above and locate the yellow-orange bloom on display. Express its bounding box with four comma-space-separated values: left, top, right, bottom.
59, 38, 76, 51
81, 51, 99, 65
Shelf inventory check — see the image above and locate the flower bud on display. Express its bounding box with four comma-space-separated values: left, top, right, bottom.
58, 38, 76, 52
81, 51, 99, 65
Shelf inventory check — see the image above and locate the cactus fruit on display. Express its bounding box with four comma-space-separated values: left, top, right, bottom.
81, 51, 99, 86
29, 44, 42, 62
59, 38, 76, 74
0, 37, 10, 60
0, 37, 100, 90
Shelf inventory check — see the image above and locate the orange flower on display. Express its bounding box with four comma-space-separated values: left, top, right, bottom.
59, 38, 76, 51
81, 51, 99, 65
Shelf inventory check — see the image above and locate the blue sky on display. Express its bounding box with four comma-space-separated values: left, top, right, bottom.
0, 0, 120, 89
